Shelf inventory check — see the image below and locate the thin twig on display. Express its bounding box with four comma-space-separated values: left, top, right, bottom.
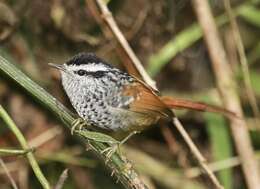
0, 148, 32, 156
54, 169, 69, 189
186, 156, 240, 178
172, 118, 224, 189
223, 0, 259, 118
91, 0, 157, 90
88, 1, 223, 187
160, 125, 179, 155
0, 158, 18, 189
123, 146, 206, 189
0, 161, 19, 175
28, 127, 62, 148
0, 110, 96, 175
191, 0, 260, 188
85, 0, 112, 38
86, 0, 143, 82
0, 105, 51, 189
186, 151, 260, 178
125, 6, 149, 40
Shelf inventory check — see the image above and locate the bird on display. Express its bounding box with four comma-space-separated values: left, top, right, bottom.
49, 53, 237, 187
49, 52, 174, 134
49, 52, 237, 148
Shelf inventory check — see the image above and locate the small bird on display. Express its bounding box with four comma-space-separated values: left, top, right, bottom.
49, 52, 173, 133
49, 52, 237, 135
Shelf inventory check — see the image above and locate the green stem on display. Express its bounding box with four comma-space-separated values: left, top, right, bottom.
0, 105, 51, 189
0, 148, 32, 156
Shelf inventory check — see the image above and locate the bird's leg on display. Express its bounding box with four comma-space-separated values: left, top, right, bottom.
71, 118, 87, 135
101, 131, 138, 161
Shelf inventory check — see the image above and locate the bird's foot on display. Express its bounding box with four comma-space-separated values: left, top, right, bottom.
101, 144, 119, 162
101, 131, 139, 162
71, 118, 87, 135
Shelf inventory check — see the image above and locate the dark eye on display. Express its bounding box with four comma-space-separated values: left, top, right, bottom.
94, 71, 105, 78
77, 70, 86, 76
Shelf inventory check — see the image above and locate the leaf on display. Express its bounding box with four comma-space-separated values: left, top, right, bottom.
238, 5, 260, 28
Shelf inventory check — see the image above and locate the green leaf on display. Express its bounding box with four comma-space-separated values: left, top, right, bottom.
249, 70, 260, 95
238, 5, 260, 28
205, 113, 233, 189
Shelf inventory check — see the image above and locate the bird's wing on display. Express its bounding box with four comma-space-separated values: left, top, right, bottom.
121, 77, 173, 119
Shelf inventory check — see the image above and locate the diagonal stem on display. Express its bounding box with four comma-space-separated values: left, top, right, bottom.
92, 0, 157, 90
223, 0, 259, 118
172, 118, 224, 189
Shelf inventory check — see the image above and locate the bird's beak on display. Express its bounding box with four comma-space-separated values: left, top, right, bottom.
48, 63, 66, 72
48, 63, 75, 78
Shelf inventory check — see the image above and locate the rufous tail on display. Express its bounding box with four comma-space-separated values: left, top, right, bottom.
161, 96, 240, 119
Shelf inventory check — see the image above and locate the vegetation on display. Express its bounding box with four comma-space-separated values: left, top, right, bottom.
0, 0, 260, 189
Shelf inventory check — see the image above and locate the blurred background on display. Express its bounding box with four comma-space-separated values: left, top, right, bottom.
0, 0, 260, 188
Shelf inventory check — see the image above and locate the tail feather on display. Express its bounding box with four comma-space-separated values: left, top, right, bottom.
161, 96, 239, 119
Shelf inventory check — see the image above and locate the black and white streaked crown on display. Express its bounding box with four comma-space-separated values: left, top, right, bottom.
64, 52, 132, 80
65, 52, 113, 68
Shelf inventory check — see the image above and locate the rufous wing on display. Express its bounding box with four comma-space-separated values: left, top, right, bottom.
122, 77, 173, 120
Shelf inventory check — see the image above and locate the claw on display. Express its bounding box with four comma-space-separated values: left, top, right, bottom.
71, 118, 86, 135
101, 131, 139, 162
101, 144, 119, 163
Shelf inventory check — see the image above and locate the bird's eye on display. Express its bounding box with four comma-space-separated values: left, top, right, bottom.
77, 70, 86, 76
94, 71, 105, 78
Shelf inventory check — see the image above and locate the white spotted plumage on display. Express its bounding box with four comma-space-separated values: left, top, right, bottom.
60, 53, 144, 131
